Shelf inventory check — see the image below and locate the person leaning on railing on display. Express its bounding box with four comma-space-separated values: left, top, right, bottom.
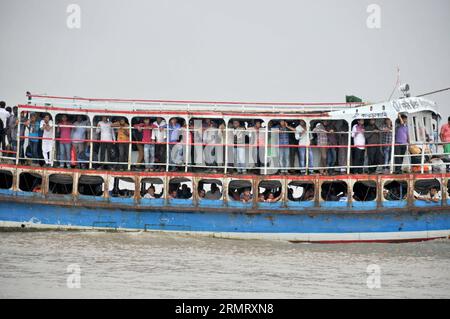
414, 186, 441, 203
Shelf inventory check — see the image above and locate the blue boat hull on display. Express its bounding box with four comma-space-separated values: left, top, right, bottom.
1, 199, 449, 243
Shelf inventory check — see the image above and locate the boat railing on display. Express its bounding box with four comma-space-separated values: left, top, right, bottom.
0, 123, 448, 176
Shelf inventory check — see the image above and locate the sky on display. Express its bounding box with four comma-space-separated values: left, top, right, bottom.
0, 0, 449, 118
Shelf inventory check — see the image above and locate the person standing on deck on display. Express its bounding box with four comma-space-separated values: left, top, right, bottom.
25, 113, 41, 163
231, 120, 247, 174
152, 117, 167, 172
326, 122, 338, 174
278, 120, 295, 174
439, 117, 450, 156
215, 123, 226, 172
72, 116, 90, 167
313, 122, 328, 175
96, 116, 115, 169
112, 118, 130, 170
395, 114, 409, 174
295, 120, 313, 174
135, 118, 156, 172
6, 107, 18, 154
248, 120, 265, 172
351, 119, 366, 174
166, 118, 181, 171
365, 119, 382, 173
203, 121, 218, 171
131, 118, 145, 170
0, 101, 10, 152
380, 118, 393, 172
57, 115, 72, 168
40, 114, 54, 166
336, 121, 349, 174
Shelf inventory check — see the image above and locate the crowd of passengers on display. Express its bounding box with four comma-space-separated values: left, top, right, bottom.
2, 101, 450, 175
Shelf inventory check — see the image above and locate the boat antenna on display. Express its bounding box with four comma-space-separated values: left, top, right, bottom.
416, 87, 450, 97
387, 66, 401, 101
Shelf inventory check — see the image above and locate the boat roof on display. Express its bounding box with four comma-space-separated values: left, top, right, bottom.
21, 94, 439, 119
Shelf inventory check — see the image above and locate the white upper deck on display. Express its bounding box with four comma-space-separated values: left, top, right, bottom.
20, 94, 439, 120
23, 94, 363, 114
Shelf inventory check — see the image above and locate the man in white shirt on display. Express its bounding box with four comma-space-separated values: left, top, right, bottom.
295, 120, 313, 174
96, 116, 115, 167
352, 119, 366, 174
40, 114, 54, 166
230, 120, 247, 174
0, 101, 10, 151
152, 117, 167, 171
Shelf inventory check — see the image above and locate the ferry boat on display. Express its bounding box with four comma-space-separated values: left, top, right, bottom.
0, 93, 449, 243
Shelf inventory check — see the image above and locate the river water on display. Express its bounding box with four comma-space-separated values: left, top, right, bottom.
0, 231, 449, 299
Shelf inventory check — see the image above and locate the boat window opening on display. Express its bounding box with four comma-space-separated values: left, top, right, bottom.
190, 118, 226, 172
109, 177, 135, 198
19, 172, 42, 193
228, 180, 253, 202
78, 175, 104, 197
349, 118, 389, 174
0, 170, 13, 189
228, 118, 265, 173
288, 182, 315, 202
383, 181, 408, 201
140, 178, 164, 199
353, 181, 377, 201
93, 115, 130, 169
258, 180, 282, 203
48, 174, 73, 195
414, 179, 441, 201
321, 181, 348, 202
267, 119, 297, 172
169, 178, 192, 199
18, 112, 48, 164
198, 179, 222, 200
310, 119, 349, 174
